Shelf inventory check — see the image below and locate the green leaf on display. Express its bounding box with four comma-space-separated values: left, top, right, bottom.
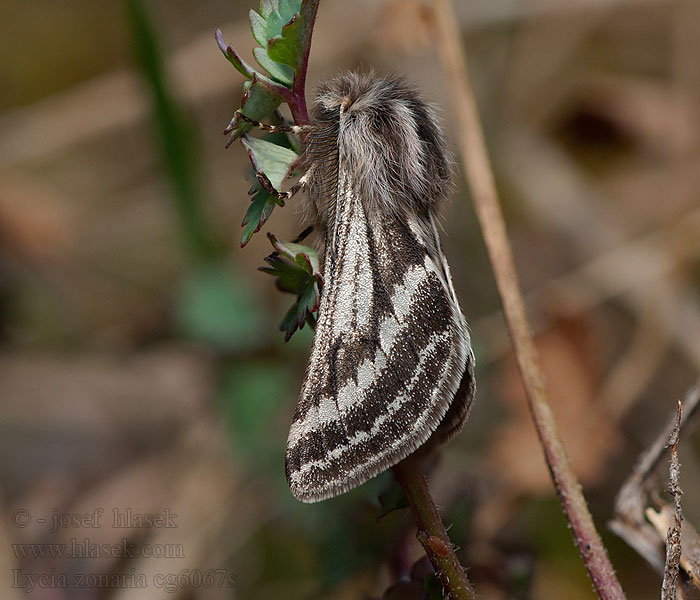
268, 0, 315, 72
215, 29, 254, 79
272, 0, 316, 71
253, 47, 294, 85
279, 302, 306, 340
247, 1, 305, 84
218, 0, 318, 143
268, 235, 320, 275
249, 9, 269, 48
238, 134, 300, 246
219, 361, 292, 469
175, 262, 265, 350
267, 16, 302, 69
240, 183, 277, 247
227, 75, 286, 141
250, 1, 301, 50
241, 135, 299, 190
264, 0, 300, 38
260, 254, 303, 294
259, 233, 321, 341
260, 0, 277, 19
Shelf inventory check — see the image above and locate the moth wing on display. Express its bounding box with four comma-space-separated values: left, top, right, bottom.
285, 186, 472, 502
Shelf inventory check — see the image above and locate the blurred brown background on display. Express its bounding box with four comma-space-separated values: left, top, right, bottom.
1, 0, 699, 598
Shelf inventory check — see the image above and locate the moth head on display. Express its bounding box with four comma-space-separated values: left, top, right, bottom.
311, 71, 451, 219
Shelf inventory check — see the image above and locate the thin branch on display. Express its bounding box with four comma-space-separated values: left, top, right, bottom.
393, 457, 476, 600
610, 380, 700, 586
615, 379, 700, 525
432, 0, 626, 597
662, 401, 683, 600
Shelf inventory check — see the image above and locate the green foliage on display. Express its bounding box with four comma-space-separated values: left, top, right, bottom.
239, 135, 300, 246
219, 362, 292, 471
254, 46, 294, 85
217, 0, 320, 340
267, 2, 317, 73
250, 0, 309, 77
215, 31, 255, 79
260, 233, 321, 341
240, 181, 278, 248
251, 1, 300, 43
242, 135, 300, 190
174, 262, 265, 351
228, 73, 288, 140
216, 0, 317, 138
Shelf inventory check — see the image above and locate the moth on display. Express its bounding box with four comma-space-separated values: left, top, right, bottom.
241, 72, 475, 503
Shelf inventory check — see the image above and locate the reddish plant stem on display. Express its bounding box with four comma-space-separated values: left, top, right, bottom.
288, 0, 319, 125
394, 457, 476, 600
432, 0, 626, 597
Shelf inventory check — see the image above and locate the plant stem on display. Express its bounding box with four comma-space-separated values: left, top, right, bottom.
662, 401, 683, 600
432, 0, 626, 597
394, 457, 476, 600
289, 0, 320, 126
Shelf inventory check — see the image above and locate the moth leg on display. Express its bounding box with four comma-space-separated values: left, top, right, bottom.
292, 225, 314, 244
255, 171, 309, 202
227, 112, 309, 136
256, 166, 313, 203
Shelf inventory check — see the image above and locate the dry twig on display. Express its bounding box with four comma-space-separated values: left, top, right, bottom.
661, 401, 683, 600
611, 380, 700, 593
433, 0, 626, 597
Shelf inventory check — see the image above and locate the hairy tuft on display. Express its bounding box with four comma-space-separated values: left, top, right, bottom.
305, 71, 450, 224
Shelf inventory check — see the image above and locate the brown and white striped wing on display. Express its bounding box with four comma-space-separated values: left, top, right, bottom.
285, 180, 472, 502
